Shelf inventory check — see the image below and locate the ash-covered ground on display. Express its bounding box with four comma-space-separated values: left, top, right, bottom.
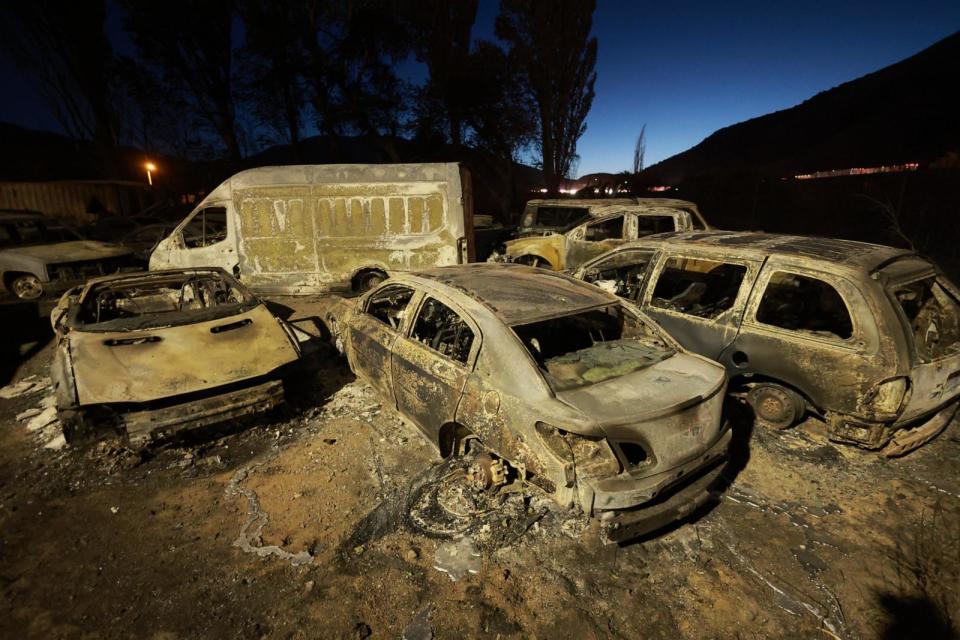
1, 300, 958, 639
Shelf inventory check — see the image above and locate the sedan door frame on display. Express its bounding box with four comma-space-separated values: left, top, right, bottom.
390, 289, 483, 443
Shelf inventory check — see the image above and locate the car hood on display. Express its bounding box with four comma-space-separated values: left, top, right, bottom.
2, 241, 132, 265
555, 352, 726, 430
67, 304, 299, 405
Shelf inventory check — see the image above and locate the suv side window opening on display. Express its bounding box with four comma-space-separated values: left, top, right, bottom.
411, 297, 474, 364
756, 272, 854, 340
651, 257, 747, 319
184, 207, 228, 249
536, 206, 590, 229
583, 250, 655, 301
893, 277, 960, 360
635, 216, 675, 237
585, 216, 624, 241
365, 286, 415, 330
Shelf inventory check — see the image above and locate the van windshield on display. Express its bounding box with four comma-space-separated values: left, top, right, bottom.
892, 277, 960, 361
511, 305, 673, 391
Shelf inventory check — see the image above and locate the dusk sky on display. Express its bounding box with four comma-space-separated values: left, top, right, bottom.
1, 1, 958, 176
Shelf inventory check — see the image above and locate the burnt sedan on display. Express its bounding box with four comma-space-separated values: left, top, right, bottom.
325, 263, 732, 542
50, 268, 303, 446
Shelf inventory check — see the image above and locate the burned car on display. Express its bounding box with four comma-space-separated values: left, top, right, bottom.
493, 201, 709, 272
324, 263, 731, 542
573, 231, 960, 455
0, 210, 134, 300
49, 268, 302, 446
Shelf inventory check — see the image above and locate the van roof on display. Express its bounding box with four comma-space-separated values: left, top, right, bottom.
223, 163, 464, 190
630, 230, 916, 272
411, 263, 618, 325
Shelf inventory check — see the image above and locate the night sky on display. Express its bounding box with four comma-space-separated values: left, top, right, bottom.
1, 0, 958, 176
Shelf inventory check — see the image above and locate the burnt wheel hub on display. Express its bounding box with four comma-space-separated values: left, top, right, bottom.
466, 453, 507, 492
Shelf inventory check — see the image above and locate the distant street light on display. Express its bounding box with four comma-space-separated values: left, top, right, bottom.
145, 161, 157, 186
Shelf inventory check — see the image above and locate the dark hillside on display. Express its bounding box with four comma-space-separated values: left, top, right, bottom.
643, 32, 960, 184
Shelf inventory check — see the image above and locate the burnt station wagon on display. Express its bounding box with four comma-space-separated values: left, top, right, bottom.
324, 264, 732, 542
573, 231, 960, 455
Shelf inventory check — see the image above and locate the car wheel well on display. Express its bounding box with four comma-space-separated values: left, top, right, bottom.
351, 267, 388, 293
3, 270, 30, 289
438, 422, 477, 459
731, 375, 811, 428
515, 255, 554, 270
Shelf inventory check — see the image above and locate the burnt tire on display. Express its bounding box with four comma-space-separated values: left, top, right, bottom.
10, 274, 43, 300
355, 270, 387, 292
747, 383, 805, 430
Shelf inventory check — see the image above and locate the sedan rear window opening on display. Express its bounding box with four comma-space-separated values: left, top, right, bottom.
893, 277, 960, 360
512, 306, 673, 390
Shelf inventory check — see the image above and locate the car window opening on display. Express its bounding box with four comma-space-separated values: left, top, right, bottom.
756, 272, 854, 340
184, 207, 227, 248
0, 219, 81, 247
893, 277, 960, 360
77, 273, 254, 331
652, 257, 747, 319
585, 216, 624, 241
636, 215, 676, 237
366, 286, 415, 330
526, 206, 591, 232
582, 252, 654, 301
411, 297, 474, 364
512, 306, 673, 391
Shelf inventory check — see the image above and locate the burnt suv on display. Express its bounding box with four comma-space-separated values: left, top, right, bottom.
574, 231, 960, 455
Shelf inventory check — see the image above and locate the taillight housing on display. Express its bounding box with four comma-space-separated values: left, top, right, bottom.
535, 422, 619, 478
865, 377, 909, 416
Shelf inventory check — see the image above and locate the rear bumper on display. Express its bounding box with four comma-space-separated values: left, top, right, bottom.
121, 379, 285, 445
583, 424, 732, 511
828, 397, 959, 452
599, 458, 726, 544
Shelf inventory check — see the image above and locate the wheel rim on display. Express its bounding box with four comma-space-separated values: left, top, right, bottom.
12, 275, 42, 300
750, 385, 799, 428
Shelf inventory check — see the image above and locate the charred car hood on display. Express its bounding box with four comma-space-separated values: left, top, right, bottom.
68, 304, 299, 405
556, 353, 726, 429
2, 241, 132, 265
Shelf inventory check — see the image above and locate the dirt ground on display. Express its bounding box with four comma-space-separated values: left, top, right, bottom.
1, 298, 959, 639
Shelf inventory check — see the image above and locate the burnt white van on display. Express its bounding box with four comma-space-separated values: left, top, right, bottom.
574, 231, 960, 455
149, 163, 474, 294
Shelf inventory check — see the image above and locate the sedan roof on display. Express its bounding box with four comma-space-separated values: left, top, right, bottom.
412, 263, 619, 325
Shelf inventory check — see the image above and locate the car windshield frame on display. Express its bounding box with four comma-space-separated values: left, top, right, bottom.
0, 218, 84, 248
68, 272, 259, 333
